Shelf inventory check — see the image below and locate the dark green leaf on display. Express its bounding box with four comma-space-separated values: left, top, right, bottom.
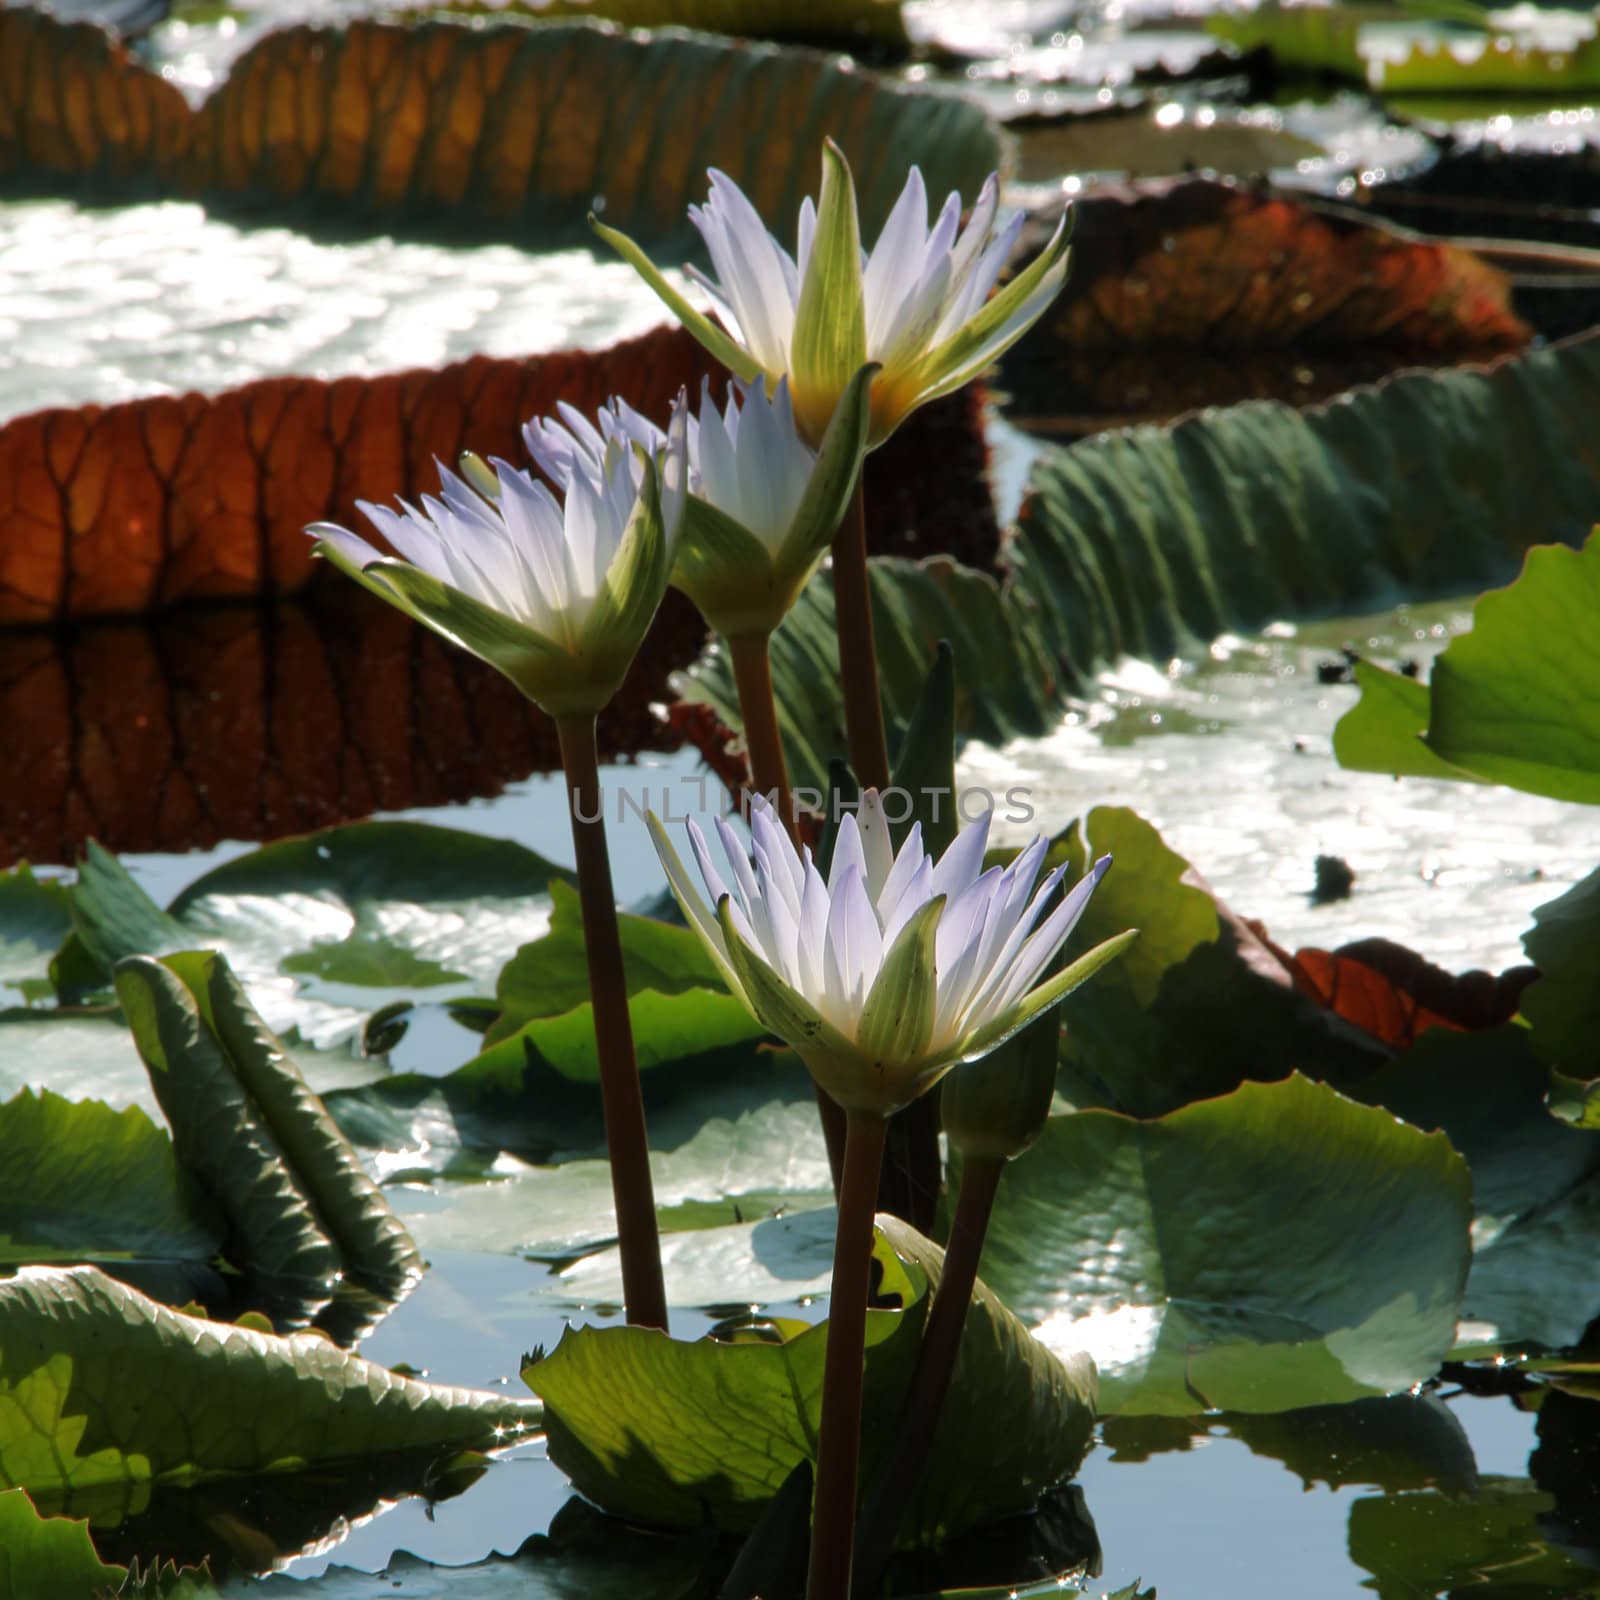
66, 822, 569, 1046
113, 951, 422, 1295
1223, 1394, 1478, 1494
684, 337, 1600, 792
0, 1088, 221, 1269
1351, 1024, 1600, 1350
979, 1075, 1472, 1416
0, 865, 72, 1000
524, 1217, 1095, 1549
0, 1267, 538, 1499
1050, 807, 1385, 1116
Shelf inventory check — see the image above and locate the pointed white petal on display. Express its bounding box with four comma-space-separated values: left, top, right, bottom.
930, 810, 992, 901
990, 855, 1113, 1017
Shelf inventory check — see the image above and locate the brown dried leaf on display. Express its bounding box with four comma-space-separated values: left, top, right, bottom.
1284, 939, 1537, 1049
1003, 177, 1532, 431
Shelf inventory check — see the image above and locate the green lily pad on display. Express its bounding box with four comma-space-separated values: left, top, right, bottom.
485, 882, 726, 1032
0, 1487, 127, 1599
0, 1088, 221, 1270
0, 1266, 540, 1502
0, 1008, 156, 1115
458, 880, 771, 1090
979, 1075, 1472, 1416
553, 1206, 837, 1309
403, 1096, 832, 1264
1350, 1017, 1600, 1349
63, 823, 569, 1046
1521, 868, 1600, 1084
0, 865, 72, 1001
1049, 807, 1385, 1117
524, 1217, 1095, 1550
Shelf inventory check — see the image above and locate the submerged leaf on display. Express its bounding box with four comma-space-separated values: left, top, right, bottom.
0, 1266, 539, 1501
524, 1217, 1095, 1549
980, 1075, 1472, 1416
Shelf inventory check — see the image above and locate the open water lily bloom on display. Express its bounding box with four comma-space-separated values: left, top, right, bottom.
526, 368, 873, 639
594, 143, 1071, 447
649, 793, 1134, 1115
308, 396, 688, 718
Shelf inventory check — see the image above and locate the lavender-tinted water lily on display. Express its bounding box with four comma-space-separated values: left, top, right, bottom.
307, 396, 688, 718
595, 142, 1071, 447
650, 792, 1134, 1115
527, 366, 873, 639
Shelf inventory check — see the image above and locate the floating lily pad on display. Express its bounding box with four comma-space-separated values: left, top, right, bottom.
64, 822, 568, 1046
980, 1075, 1472, 1416
0, 1266, 540, 1503
0, 865, 71, 999
526, 1217, 1095, 1549
403, 1095, 832, 1264
0, 1087, 220, 1270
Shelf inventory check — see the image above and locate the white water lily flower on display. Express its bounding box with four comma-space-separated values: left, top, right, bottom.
526, 367, 873, 638
308, 396, 688, 719
649, 792, 1133, 1115
595, 142, 1071, 447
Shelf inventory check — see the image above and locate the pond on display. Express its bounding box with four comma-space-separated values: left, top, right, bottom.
3, 0, 1600, 1595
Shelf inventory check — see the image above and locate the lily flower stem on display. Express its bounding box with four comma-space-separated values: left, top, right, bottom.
830, 480, 891, 792
555, 712, 669, 1334
726, 629, 849, 1195
808, 1107, 888, 1600
851, 1153, 1007, 1595
727, 630, 801, 841
830, 479, 942, 1228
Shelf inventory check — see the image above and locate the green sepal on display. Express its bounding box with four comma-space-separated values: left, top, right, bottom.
310, 538, 588, 714
645, 812, 746, 1000
672, 363, 875, 638
776, 360, 876, 575
855, 896, 944, 1069
958, 928, 1139, 1063
590, 213, 763, 384
906, 210, 1074, 405
672, 497, 790, 638
573, 445, 675, 699
789, 141, 868, 444
714, 896, 858, 1070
